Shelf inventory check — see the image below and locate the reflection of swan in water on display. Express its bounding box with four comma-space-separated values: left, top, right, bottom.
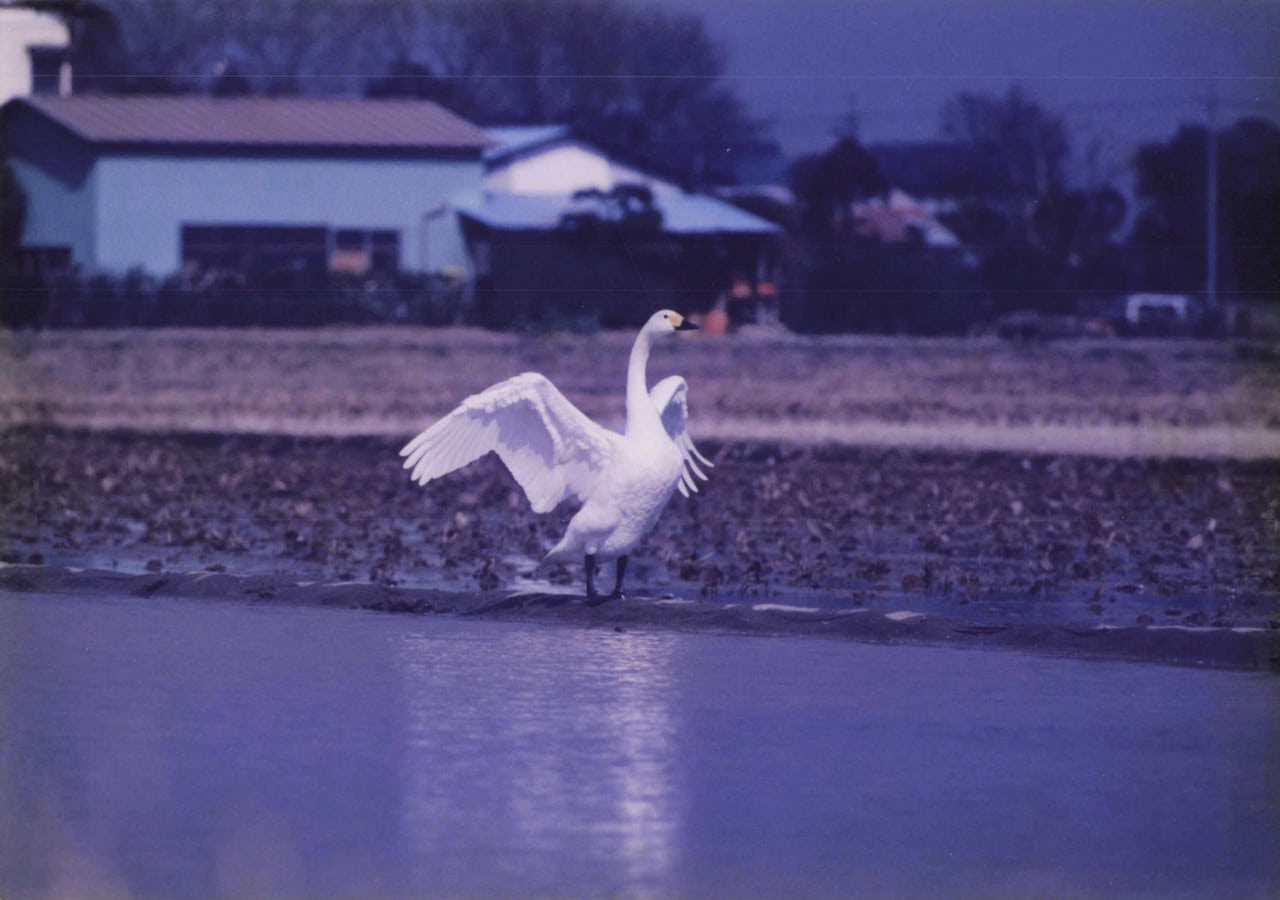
395, 623, 681, 894
593, 634, 681, 884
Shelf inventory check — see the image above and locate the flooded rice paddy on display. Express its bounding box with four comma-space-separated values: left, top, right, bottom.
3, 591, 1277, 898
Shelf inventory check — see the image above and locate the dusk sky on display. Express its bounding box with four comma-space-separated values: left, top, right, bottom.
660, 0, 1280, 181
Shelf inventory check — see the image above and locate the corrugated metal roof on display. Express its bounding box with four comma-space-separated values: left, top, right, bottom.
661, 192, 780, 235
483, 124, 571, 162
13, 95, 492, 151
460, 191, 780, 236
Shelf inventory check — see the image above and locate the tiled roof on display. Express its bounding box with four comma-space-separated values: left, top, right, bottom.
11, 95, 492, 151
460, 191, 780, 236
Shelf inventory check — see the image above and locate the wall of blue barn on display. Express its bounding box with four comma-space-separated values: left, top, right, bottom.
7, 109, 98, 262
94, 153, 482, 274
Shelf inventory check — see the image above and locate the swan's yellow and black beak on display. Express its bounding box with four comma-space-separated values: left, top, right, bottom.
672, 313, 699, 332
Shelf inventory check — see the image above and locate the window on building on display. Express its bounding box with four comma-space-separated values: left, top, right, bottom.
182, 224, 329, 276
183, 225, 400, 278
369, 230, 399, 274
331, 229, 368, 275
16, 246, 71, 278
330, 228, 400, 276
28, 47, 68, 96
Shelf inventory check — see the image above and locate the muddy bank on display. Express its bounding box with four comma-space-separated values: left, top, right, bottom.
3, 428, 1276, 632
4, 565, 1276, 672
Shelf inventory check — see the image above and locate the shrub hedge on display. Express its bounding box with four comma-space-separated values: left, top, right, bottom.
3, 268, 469, 329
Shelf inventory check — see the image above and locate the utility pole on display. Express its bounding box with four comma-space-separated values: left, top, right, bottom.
1205, 88, 1219, 309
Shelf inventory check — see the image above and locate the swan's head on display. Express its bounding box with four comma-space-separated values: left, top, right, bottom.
648, 309, 698, 336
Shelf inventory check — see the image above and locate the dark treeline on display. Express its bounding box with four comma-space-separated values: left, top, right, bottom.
782, 87, 1279, 333
53, 0, 766, 181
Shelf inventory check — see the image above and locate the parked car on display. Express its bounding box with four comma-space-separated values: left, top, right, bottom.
1112, 293, 1221, 336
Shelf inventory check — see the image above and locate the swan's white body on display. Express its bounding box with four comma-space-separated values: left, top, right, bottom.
400, 310, 710, 593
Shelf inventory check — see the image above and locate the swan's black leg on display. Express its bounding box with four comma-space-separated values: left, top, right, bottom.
609, 556, 628, 600
584, 554, 602, 604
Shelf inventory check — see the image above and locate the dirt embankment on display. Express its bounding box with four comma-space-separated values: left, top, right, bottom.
6, 563, 1276, 672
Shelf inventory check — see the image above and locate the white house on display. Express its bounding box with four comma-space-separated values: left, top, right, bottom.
0, 5, 71, 104
459, 125, 783, 328
473, 124, 780, 243
482, 125, 685, 198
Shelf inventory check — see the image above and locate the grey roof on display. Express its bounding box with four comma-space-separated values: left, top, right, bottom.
11, 95, 493, 152
460, 191, 780, 236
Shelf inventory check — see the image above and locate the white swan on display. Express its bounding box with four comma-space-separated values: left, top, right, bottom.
400, 310, 712, 603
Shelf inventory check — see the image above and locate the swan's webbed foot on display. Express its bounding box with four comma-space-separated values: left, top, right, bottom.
584, 554, 603, 605
583, 555, 627, 606
609, 556, 628, 602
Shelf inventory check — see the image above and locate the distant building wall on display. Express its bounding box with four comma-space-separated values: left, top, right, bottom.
91, 153, 482, 273
6, 106, 97, 262
4, 99, 484, 275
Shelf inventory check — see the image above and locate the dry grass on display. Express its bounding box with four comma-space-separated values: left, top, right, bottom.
2, 327, 1277, 458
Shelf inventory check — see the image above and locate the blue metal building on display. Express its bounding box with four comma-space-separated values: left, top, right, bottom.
1, 95, 491, 277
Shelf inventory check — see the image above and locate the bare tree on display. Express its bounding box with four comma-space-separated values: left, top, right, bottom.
90, 0, 372, 93
368, 0, 765, 176
940, 85, 1070, 202
81, 0, 766, 179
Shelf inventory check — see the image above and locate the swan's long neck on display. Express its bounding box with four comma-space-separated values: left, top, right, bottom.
624, 327, 662, 436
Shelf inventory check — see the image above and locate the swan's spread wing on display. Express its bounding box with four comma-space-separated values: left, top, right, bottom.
401, 372, 615, 513
649, 375, 713, 498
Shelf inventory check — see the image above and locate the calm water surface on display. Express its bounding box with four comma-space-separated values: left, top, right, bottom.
1, 592, 1277, 898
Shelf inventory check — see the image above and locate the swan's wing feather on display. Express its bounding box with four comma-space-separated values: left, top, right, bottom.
651, 376, 688, 442
401, 372, 615, 513
649, 375, 712, 490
